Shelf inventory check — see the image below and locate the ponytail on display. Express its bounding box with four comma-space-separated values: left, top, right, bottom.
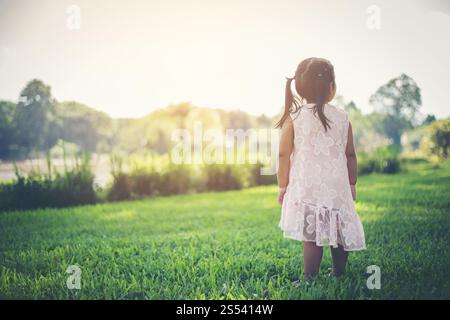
275, 77, 300, 128
312, 76, 332, 131
314, 103, 332, 131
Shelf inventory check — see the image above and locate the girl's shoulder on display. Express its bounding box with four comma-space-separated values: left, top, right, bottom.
327, 104, 347, 114
326, 104, 349, 121
290, 104, 349, 123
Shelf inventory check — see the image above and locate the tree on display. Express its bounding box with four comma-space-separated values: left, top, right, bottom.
14, 79, 59, 152
422, 114, 436, 126
0, 100, 16, 158
348, 106, 390, 152
256, 114, 273, 127
333, 95, 359, 113
369, 74, 422, 146
344, 101, 359, 113
421, 118, 450, 159
223, 110, 254, 130
57, 101, 113, 152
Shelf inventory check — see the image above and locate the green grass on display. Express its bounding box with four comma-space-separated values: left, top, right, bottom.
0, 162, 449, 299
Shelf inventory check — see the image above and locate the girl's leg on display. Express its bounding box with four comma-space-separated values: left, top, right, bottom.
303, 242, 323, 279
330, 245, 349, 276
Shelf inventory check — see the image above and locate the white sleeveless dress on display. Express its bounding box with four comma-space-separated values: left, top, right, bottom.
279, 104, 366, 251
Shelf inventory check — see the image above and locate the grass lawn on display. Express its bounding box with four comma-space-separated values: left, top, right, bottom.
0, 162, 449, 299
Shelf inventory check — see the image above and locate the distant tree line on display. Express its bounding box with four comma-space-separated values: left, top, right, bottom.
0, 80, 280, 160
0, 79, 113, 159
0, 74, 444, 160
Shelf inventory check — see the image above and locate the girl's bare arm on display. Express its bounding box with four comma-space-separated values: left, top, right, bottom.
277, 117, 294, 189
345, 122, 358, 191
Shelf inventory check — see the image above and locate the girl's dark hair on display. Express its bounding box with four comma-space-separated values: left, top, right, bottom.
275, 57, 336, 131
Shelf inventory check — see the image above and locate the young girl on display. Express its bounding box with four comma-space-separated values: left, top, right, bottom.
277, 57, 366, 280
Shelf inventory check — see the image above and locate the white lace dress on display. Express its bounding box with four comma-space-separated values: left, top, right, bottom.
279, 104, 366, 251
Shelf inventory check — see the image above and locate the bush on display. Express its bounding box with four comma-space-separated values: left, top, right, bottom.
107, 155, 197, 201
159, 164, 195, 196
249, 162, 277, 186
357, 152, 376, 175
106, 157, 277, 200
204, 164, 245, 191
106, 161, 277, 200
107, 173, 133, 201
373, 144, 401, 173
357, 145, 401, 175
0, 155, 96, 211
131, 171, 161, 197
107, 154, 131, 201
420, 118, 450, 160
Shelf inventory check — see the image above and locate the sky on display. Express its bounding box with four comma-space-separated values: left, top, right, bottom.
0, 0, 449, 119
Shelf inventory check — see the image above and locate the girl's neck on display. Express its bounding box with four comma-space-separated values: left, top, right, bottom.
304, 102, 329, 106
